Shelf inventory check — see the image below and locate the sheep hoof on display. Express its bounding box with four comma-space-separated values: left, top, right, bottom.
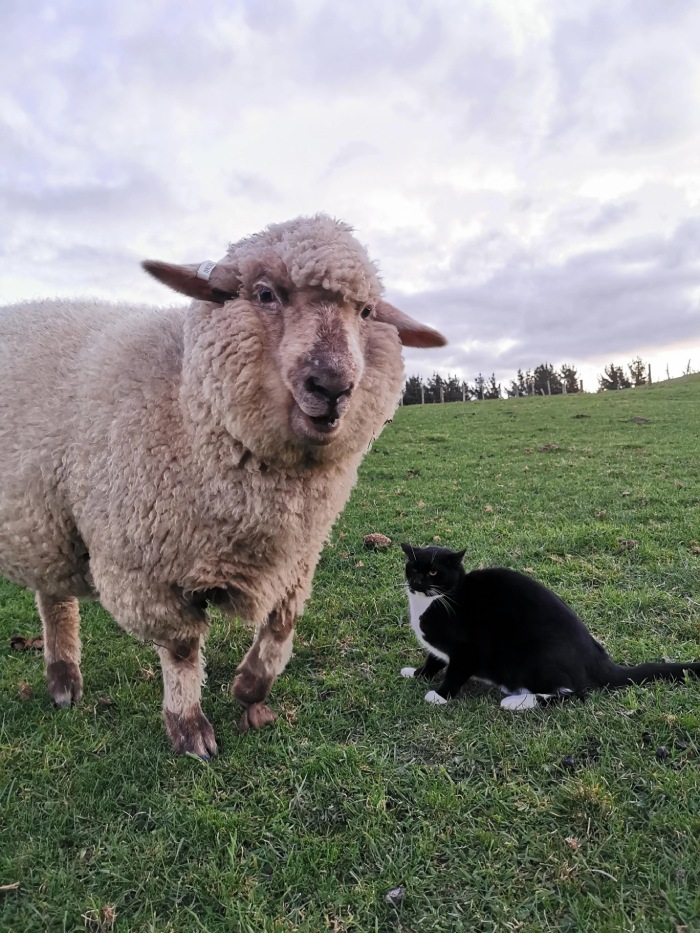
238, 701, 278, 733
46, 660, 83, 707
163, 706, 219, 759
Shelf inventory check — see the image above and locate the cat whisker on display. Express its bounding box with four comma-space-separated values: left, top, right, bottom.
433, 593, 456, 617
442, 600, 457, 618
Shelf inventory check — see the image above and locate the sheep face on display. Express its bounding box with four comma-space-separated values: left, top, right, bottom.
241, 277, 371, 447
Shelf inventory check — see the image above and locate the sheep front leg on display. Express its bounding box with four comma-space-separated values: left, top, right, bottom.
233, 600, 296, 733
37, 592, 83, 707
156, 636, 218, 759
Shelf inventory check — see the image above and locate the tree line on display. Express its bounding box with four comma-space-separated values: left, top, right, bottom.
402, 358, 653, 404
598, 357, 650, 391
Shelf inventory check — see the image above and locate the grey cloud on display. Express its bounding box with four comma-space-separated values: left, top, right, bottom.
242, 0, 296, 33
550, 0, 700, 150
226, 173, 282, 203
396, 220, 700, 381
322, 142, 378, 180
583, 201, 637, 234
299, 1, 444, 86
0, 241, 149, 300
0, 166, 178, 221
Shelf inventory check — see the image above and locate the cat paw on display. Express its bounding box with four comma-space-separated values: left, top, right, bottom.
424, 690, 448, 705
500, 692, 542, 711
400, 667, 417, 678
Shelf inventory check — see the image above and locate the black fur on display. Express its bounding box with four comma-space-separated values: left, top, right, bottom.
401, 543, 700, 705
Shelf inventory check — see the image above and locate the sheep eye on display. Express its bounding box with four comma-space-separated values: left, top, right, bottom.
258, 287, 276, 305
360, 306, 372, 320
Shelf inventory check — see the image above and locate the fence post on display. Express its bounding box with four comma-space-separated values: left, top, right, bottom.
648, 365, 652, 384
420, 384, 425, 405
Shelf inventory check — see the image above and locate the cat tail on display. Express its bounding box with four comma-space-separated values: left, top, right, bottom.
601, 659, 700, 688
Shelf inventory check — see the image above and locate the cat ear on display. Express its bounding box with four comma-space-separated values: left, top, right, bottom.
453, 550, 467, 564
399, 542, 414, 558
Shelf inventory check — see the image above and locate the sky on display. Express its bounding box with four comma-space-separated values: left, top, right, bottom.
1, 0, 699, 392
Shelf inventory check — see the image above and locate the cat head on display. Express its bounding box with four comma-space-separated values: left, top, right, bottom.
400, 543, 466, 595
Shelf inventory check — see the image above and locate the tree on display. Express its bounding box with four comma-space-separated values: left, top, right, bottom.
425, 372, 445, 403
402, 374, 424, 405
443, 373, 464, 402
628, 357, 647, 387
533, 362, 563, 395
599, 363, 631, 391
484, 373, 502, 400
507, 371, 523, 397
560, 364, 579, 394
471, 372, 486, 400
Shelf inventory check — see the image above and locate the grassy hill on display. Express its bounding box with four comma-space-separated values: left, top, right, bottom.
1, 381, 699, 932
646, 371, 700, 390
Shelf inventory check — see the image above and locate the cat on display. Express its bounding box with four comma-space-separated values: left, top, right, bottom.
400, 543, 700, 710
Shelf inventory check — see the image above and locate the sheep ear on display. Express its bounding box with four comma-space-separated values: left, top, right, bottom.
375, 300, 447, 348
141, 260, 237, 304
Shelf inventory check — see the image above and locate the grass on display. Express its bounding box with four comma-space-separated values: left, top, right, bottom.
1, 378, 699, 932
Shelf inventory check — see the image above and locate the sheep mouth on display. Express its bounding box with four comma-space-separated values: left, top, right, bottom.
291, 402, 345, 443
308, 413, 340, 433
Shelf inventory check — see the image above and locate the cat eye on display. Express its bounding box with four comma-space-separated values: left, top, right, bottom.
428, 570, 438, 576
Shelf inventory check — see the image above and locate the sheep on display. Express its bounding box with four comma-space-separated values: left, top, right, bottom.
0, 214, 446, 757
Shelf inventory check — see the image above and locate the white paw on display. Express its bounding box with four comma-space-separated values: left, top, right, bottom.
424, 690, 448, 705
500, 692, 542, 711
400, 667, 417, 678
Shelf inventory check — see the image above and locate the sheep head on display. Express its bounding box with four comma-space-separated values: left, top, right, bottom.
143, 215, 446, 459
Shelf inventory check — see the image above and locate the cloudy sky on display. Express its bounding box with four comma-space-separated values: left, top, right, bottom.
1, 0, 699, 390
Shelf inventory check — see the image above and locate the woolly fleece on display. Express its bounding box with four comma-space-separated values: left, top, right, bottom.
0, 220, 406, 652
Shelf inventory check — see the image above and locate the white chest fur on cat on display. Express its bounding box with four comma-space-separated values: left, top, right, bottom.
407, 591, 450, 662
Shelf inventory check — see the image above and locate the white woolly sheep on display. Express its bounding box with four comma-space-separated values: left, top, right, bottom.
0, 214, 446, 757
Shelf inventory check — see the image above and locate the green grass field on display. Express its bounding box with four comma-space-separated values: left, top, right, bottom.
1, 378, 699, 932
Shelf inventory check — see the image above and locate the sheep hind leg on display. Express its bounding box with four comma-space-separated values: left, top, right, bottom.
37, 592, 83, 707
233, 603, 295, 733
156, 636, 218, 759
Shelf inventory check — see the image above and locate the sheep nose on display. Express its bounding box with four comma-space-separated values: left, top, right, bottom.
305, 374, 354, 407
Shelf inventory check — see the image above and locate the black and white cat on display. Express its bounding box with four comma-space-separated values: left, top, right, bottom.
400, 543, 700, 711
